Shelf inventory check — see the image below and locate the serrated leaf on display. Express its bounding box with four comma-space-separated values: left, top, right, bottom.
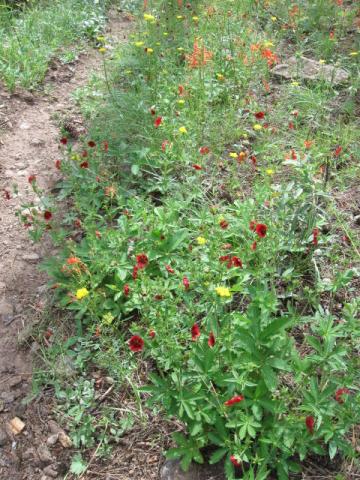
70, 454, 87, 475
209, 448, 228, 464
262, 365, 278, 391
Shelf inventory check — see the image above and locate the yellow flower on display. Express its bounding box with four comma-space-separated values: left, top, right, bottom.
229, 152, 238, 158
266, 168, 275, 176
350, 51, 358, 56
196, 236, 207, 245
143, 13, 155, 22
146, 48, 154, 54
216, 73, 225, 81
319, 59, 325, 64
125, 69, 132, 74
96, 36, 105, 42
271, 16, 277, 21
177, 99, 185, 105
163, 32, 169, 36
134, 41, 144, 47
291, 81, 300, 86
177, 47, 184, 52
76, 288, 89, 300
253, 124, 262, 131
98, 47, 106, 54
215, 286, 231, 298
177, 15, 184, 20
192, 16, 199, 22
242, 133, 248, 139
264, 40, 274, 48
179, 126, 188, 134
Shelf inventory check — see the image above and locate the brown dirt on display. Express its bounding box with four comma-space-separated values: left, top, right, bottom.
0, 11, 133, 480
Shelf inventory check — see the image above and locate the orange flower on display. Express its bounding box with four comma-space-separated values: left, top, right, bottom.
261, 48, 278, 67
304, 140, 313, 149
186, 39, 213, 69
67, 257, 81, 265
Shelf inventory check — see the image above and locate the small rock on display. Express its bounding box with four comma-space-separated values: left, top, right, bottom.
8, 417, 25, 435
48, 420, 62, 435
8, 375, 23, 388
37, 444, 54, 465
160, 459, 225, 480
272, 56, 349, 85
30, 138, 45, 148
22, 253, 40, 262
19, 121, 30, 130
0, 428, 9, 447
46, 433, 59, 446
1, 391, 14, 403
0, 299, 14, 321
0, 282, 6, 292
43, 465, 59, 478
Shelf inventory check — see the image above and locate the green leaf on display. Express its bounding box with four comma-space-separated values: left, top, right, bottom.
262, 365, 278, 391
70, 454, 87, 475
329, 442, 337, 460
209, 448, 228, 465
269, 358, 291, 371
180, 453, 193, 472
131, 164, 140, 175
260, 317, 292, 340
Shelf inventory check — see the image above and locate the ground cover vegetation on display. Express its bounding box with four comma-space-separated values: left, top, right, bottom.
0, 0, 110, 90
14, 0, 360, 478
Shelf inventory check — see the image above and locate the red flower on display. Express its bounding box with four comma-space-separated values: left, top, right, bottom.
3, 190, 11, 200
74, 218, 82, 228
28, 174, 36, 184
44, 211, 52, 221
219, 219, 229, 229
95, 230, 102, 239
149, 330, 156, 338
288, 121, 295, 130
312, 227, 319, 246
60, 137, 68, 145
230, 455, 241, 467
132, 265, 139, 280
178, 84, 185, 95
55, 160, 61, 169
250, 154, 257, 166
342, 235, 350, 245
224, 395, 244, 406
165, 264, 175, 274
161, 140, 171, 151
249, 220, 257, 231
154, 294, 163, 301
219, 255, 230, 263
291, 149, 297, 160
208, 332, 215, 347
154, 116, 163, 128
305, 416, 315, 433
254, 111, 265, 119
149, 107, 156, 115
255, 223, 267, 238
231, 256, 242, 268
129, 335, 144, 352
192, 164, 202, 170
191, 323, 200, 341
334, 146, 342, 157
183, 276, 190, 290
123, 284, 130, 296
199, 146, 210, 155
102, 141, 109, 152
335, 388, 350, 404
88, 140, 96, 148
80, 161, 89, 168
251, 241, 257, 251
136, 254, 148, 269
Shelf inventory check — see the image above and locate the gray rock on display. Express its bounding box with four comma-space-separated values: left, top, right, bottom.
0, 428, 9, 447
43, 465, 59, 478
37, 444, 54, 465
46, 433, 59, 447
272, 56, 349, 84
160, 459, 225, 480
22, 253, 40, 262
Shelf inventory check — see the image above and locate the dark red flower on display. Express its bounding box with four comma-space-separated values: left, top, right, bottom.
80, 161, 89, 168
178, 84, 184, 95
136, 254, 148, 269
192, 164, 202, 170
231, 256, 242, 268
251, 241, 257, 251
123, 284, 130, 296
183, 276, 190, 290
249, 220, 257, 231
55, 160, 61, 169
254, 111, 265, 119
149, 330, 156, 338
132, 265, 139, 280
102, 141, 109, 152
95, 230, 102, 238
312, 227, 319, 246
82, 150, 88, 157
219, 219, 229, 229
129, 335, 144, 352
154, 116, 163, 128
335, 388, 350, 404
219, 255, 230, 263
60, 137, 68, 145
28, 174, 36, 184
291, 149, 297, 160
288, 121, 295, 130
165, 264, 175, 274
305, 416, 315, 433
199, 146, 210, 155
150, 107, 156, 115
230, 455, 241, 467
250, 155, 257, 166
208, 332, 215, 347
88, 141, 96, 148
3, 190, 11, 200
255, 223, 267, 238
191, 323, 200, 341
224, 395, 244, 406
342, 235, 350, 245
334, 146, 342, 157
154, 294, 163, 301
44, 210, 52, 221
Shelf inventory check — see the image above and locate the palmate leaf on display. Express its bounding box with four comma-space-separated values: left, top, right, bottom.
260, 317, 293, 341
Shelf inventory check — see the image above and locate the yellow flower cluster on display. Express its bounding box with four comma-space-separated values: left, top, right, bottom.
76, 288, 89, 300
215, 286, 231, 297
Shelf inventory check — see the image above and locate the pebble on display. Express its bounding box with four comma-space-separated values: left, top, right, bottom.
37, 444, 54, 465
0, 428, 9, 447
43, 464, 59, 478
22, 253, 40, 262
46, 434, 59, 447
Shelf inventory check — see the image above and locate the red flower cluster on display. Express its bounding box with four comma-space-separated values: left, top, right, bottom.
80, 161, 89, 169
254, 111, 265, 119
219, 219, 229, 229
230, 455, 241, 467
219, 255, 242, 268
149, 330, 156, 339
335, 387, 350, 404
312, 227, 319, 246
224, 395, 244, 406
199, 146, 210, 155
191, 323, 200, 340
250, 221, 267, 238
129, 335, 144, 352
183, 277, 190, 290
88, 141, 96, 148
28, 174, 36, 184
192, 164, 202, 170
123, 284, 130, 296
305, 415, 315, 433
208, 332, 215, 347
60, 137, 68, 145
136, 254, 148, 269
55, 160, 61, 169
154, 116, 163, 128
44, 211, 52, 221
165, 264, 175, 274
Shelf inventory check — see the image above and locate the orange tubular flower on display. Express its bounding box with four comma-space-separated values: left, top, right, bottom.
186, 39, 213, 69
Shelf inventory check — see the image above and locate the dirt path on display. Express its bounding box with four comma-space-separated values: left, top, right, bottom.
0, 12, 130, 479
